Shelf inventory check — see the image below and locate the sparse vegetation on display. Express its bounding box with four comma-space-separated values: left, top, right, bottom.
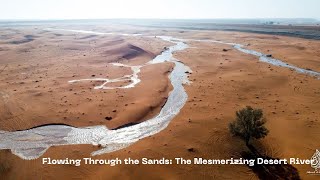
229, 106, 269, 146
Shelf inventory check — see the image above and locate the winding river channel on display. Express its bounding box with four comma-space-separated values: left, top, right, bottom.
0, 29, 319, 160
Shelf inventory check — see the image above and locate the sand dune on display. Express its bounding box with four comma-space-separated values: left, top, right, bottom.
103, 43, 154, 62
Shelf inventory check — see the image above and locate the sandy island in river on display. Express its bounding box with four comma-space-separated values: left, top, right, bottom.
0, 24, 319, 179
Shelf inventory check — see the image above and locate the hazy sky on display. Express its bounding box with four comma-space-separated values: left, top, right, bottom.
1, 0, 319, 20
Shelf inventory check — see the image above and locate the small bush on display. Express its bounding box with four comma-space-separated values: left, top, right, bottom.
229, 106, 269, 146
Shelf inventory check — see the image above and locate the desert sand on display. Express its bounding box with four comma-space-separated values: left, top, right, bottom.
0, 24, 319, 179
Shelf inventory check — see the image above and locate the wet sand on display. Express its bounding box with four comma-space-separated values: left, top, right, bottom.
0, 25, 319, 179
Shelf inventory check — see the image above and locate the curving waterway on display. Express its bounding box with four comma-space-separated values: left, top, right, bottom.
0, 32, 191, 160
190, 39, 320, 78
0, 29, 319, 160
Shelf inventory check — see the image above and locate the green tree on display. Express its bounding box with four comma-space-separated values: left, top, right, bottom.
229, 106, 269, 146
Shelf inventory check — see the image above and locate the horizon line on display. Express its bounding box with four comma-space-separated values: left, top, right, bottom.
0, 17, 319, 22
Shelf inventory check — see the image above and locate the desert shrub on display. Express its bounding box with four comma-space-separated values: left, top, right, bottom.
229, 106, 269, 146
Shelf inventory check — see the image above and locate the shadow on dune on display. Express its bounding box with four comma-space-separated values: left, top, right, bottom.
104, 43, 154, 61
79, 35, 97, 39
0, 150, 11, 176
242, 144, 301, 180
9, 35, 37, 44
